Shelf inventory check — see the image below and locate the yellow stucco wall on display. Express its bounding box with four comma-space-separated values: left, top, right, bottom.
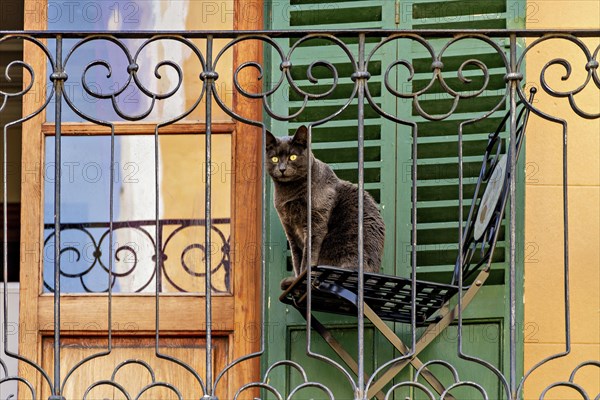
524, 1, 600, 398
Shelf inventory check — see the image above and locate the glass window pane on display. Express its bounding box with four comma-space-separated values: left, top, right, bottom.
45, 0, 234, 123
43, 134, 231, 294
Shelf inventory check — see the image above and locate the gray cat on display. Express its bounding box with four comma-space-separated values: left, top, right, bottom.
266, 125, 385, 289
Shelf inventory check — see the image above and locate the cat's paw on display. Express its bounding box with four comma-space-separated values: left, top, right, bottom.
280, 276, 297, 291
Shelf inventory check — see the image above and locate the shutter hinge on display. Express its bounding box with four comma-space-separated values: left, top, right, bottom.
395, 0, 400, 25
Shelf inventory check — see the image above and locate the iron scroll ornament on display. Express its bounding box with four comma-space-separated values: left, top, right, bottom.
42, 219, 231, 294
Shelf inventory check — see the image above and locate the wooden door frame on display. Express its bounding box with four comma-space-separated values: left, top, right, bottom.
18, 0, 263, 396
231, 0, 264, 392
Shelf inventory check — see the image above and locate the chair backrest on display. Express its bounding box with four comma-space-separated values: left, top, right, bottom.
451, 89, 535, 285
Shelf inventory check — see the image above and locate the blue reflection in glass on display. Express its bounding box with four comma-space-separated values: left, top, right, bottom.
43, 135, 123, 293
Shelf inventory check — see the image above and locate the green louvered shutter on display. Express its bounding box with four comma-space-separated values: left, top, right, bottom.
269, 0, 398, 274
394, 1, 525, 398
407, 0, 514, 281
265, 1, 401, 398
264, 1, 525, 398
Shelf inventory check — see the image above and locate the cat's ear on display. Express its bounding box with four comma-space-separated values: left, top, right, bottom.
291, 125, 309, 148
265, 130, 278, 150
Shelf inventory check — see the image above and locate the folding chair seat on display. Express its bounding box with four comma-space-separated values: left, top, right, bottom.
280, 89, 535, 398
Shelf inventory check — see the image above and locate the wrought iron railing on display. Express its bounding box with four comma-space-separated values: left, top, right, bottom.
1, 29, 599, 400
42, 219, 231, 293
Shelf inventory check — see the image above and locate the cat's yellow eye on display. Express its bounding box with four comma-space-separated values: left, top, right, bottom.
271, 156, 279, 163
290, 154, 298, 161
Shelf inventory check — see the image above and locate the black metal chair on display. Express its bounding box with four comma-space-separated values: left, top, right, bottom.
280, 89, 536, 399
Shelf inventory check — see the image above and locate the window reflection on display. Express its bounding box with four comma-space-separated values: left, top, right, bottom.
46, 0, 234, 123
43, 134, 232, 294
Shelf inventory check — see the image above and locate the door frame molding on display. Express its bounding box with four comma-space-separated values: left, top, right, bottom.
18, 0, 264, 395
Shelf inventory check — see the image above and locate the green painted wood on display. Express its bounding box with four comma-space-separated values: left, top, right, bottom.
264, 1, 398, 397
287, 326, 392, 399
508, 0, 527, 389
264, 0, 526, 397
291, 6, 382, 26
412, 0, 507, 19
395, 2, 526, 397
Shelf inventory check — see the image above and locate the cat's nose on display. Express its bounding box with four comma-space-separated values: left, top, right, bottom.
278, 163, 286, 173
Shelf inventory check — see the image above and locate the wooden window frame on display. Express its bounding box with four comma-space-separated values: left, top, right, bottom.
19, 0, 263, 395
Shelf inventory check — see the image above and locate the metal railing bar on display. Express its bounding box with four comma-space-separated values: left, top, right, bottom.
356, 33, 366, 399
205, 34, 215, 397
508, 33, 519, 400
42, 218, 231, 229
51, 34, 63, 399
1, 29, 599, 39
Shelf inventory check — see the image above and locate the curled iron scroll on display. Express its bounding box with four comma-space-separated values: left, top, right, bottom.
61, 35, 207, 125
